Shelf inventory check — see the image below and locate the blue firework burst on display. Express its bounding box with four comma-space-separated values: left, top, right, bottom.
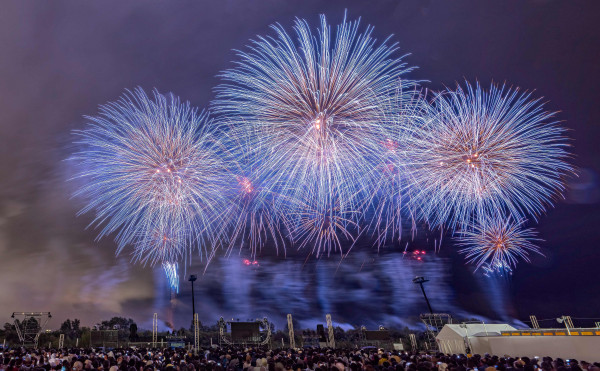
457, 217, 542, 273
407, 82, 572, 230
71, 88, 230, 265
213, 13, 417, 254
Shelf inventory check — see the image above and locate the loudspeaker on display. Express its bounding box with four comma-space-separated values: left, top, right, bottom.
316, 324, 326, 342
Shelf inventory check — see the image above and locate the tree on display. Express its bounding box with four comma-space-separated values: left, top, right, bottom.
97, 317, 137, 342
72, 319, 81, 332
129, 323, 138, 341
60, 318, 83, 339
100, 317, 136, 330
2, 322, 19, 344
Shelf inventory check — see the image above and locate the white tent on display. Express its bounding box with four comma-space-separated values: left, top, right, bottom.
436, 324, 517, 355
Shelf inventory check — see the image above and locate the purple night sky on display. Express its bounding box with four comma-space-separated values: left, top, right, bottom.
0, 1, 599, 330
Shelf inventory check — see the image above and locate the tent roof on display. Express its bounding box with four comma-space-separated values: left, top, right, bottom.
437, 324, 517, 340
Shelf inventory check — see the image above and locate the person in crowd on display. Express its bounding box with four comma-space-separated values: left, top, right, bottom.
0, 346, 598, 371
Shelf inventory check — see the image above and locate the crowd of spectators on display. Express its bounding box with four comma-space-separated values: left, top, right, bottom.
1, 346, 599, 371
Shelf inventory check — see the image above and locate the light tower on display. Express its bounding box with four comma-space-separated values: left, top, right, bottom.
412, 276, 433, 314
412, 276, 452, 351
188, 275, 197, 320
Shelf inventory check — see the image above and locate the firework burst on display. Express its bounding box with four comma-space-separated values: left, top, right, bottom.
458, 217, 542, 273
214, 13, 417, 254
408, 82, 572, 230
71, 88, 230, 265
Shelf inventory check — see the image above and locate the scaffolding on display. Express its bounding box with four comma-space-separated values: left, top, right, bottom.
529, 315, 540, 329
409, 333, 417, 352
194, 313, 200, 352
152, 313, 158, 348
287, 314, 296, 349
326, 314, 335, 348
420, 313, 453, 351
12, 312, 52, 347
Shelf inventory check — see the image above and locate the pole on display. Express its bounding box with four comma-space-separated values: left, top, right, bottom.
189, 275, 197, 325
191, 280, 195, 316
418, 282, 434, 314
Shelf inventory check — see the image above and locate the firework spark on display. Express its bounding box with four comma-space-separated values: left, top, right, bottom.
408, 82, 572, 230
458, 217, 542, 273
71, 88, 230, 265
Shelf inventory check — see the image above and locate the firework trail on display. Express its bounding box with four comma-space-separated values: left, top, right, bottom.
407, 82, 572, 230
162, 261, 179, 292
290, 192, 361, 257
217, 124, 290, 258
214, 13, 417, 254
369, 88, 425, 247
71, 88, 230, 266
457, 217, 542, 273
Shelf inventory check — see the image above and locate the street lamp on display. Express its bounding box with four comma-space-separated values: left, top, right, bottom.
412, 276, 434, 314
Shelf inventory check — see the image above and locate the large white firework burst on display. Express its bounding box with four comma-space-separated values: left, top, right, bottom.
408, 82, 572, 230
72, 88, 230, 265
214, 13, 417, 254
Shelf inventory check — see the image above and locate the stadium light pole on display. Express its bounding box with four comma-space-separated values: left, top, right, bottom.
413, 276, 433, 314
189, 275, 197, 320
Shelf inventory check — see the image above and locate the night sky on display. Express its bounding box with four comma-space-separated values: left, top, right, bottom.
1, 1, 599, 331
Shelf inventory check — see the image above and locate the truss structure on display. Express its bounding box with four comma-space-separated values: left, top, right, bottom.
152, 313, 158, 347
420, 313, 452, 351
326, 314, 335, 348
287, 314, 296, 349
194, 313, 200, 351
12, 312, 52, 347
409, 333, 417, 352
